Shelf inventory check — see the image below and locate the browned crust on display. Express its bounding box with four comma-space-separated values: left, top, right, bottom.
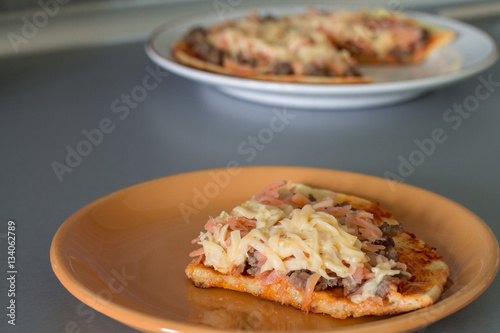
421, 28, 456, 60
184, 280, 343, 330
186, 229, 449, 318
172, 41, 372, 84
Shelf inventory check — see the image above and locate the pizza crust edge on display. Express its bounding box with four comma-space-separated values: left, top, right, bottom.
172, 41, 372, 84
186, 230, 449, 319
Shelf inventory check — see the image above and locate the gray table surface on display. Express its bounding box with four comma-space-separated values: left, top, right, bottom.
1, 4, 500, 333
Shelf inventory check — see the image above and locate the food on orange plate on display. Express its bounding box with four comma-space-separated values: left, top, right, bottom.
186, 181, 449, 319
173, 8, 454, 83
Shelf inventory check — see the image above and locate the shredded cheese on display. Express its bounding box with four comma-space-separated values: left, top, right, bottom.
207, 10, 423, 66
184, 176, 453, 319
208, 16, 349, 65
197, 200, 367, 278
350, 261, 402, 303
192, 181, 413, 306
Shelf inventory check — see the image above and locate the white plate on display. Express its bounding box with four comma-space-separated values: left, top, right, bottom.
145, 5, 498, 110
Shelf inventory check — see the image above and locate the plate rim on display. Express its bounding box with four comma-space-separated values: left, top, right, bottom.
144, 6, 499, 95
50, 166, 500, 333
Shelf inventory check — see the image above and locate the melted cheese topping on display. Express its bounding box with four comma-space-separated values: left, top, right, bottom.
313, 11, 398, 58
351, 261, 401, 303
208, 17, 350, 66
195, 183, 411, 304
199, 200, 367, 279
208, 9, 423, 64
292, 183, 334, 201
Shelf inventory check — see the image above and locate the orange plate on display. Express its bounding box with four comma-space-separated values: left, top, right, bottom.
50, 166, 499, 333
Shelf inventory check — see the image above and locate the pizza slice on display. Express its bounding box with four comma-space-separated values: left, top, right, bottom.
311, 9, 455, 64
173, 11, 369, 84
186, 180, 449, 319
172, 8, 454, 83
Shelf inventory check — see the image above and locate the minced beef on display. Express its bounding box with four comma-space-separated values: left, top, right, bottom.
270, 61, 293, 75
245, 248, 259, 276
287, 270, 312, 290
184, 27, 224, 65
288, 270, 342, 291
379, 222, 403, 237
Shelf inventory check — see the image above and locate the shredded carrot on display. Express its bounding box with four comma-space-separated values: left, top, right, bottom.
301, 272, 321, 312
323, 205, 352, 217
204, 218, 219, 233
192, 254, 205, 266
261, 270, 285, 286
254, 180, 287, 200
189, 248, 205, 257
230, 266, 242, 276
346, 214, 382, 240
291, 193, 310, 206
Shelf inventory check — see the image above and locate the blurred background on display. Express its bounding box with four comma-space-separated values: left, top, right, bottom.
1, 1, 499, 333
1, 0, 497, 59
